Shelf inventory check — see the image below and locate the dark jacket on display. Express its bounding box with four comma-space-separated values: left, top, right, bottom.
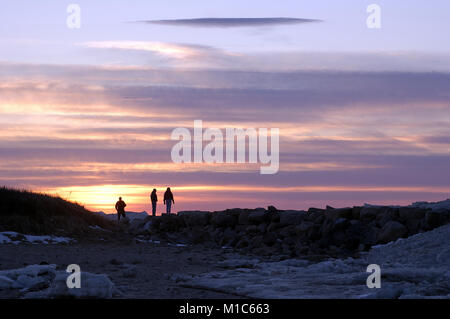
115, 200, 126, 212
164, 190, 174, 203
151, 192, 158, 203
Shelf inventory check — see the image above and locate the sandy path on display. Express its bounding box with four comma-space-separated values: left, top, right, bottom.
0, 241, 243, 298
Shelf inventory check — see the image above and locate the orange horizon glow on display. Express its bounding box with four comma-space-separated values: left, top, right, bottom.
37, 184, 450, 214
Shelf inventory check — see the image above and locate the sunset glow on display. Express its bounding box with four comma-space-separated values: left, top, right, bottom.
1, 1, 449, 215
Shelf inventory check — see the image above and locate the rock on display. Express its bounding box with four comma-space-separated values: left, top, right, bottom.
122, 266, 137, 278
159, 215, 183, 232
263, 233, 277, 246
345, 221, 379, 249
221, 228, 238, 247
238, 211, 251, 225
308, 210, 325, 224
377, 221, 407, 244
294, 221, 314, 236
332, 218, 350, 232
405, 218, 423, 233
267, 222, 280, 232
328, 207, 353, 221
308, 207, 326, 214
399, 207, 427, 220
278, 211, 306, 226
352, 207, 362, 219
246, 225, 259, 233
359, 207, 380, 222
109, 258, 121, 265
0, 275, 14, 289
129, 219, 145, 233
250, 235, 264, 248
235, 237, 250, 248
211, 212, 237, 228
425, 210, 441, 229
119, 217, 130, 226
257, 223, 268, 233
248, 211, 270, 224
267, 205, 278, 213
377, 208, 399, 227
177, 211, 211, 227
278, 225, 295, 238
142, 221, 152, 232
188, 227, 211, 244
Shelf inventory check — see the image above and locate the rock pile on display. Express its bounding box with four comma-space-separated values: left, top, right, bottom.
130, 202, 450, 257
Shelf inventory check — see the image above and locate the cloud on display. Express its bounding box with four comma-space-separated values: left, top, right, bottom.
137, 17, 320, 28
82, 41, 224, 60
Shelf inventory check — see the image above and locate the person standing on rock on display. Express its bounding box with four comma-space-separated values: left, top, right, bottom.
115, 197, 127, 222
150, 189, 158, 216
163, 187, 175, 215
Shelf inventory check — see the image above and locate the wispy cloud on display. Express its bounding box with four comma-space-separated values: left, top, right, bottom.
82, 41, 224, 59
136, 17, 321, 28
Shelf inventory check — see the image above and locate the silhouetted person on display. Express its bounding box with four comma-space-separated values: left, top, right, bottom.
163, 187, 174, 215
150, 189, 158, 216
115, 197, 126, 222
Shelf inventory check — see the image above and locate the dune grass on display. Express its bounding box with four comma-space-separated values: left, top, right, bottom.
0, 186, 114, 235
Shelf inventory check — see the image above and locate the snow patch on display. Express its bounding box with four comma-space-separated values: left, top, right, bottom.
0, 232, 75, 245
0, 264, 120, 298
174, 224, 450, 298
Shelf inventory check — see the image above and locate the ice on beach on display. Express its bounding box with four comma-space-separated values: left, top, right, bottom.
88, 225, 109, 231
411, 198, 450, 211
174, 224, 450, 298
0, 231, 75, 245
0, 264, 120, 298
363, 198, 450, 212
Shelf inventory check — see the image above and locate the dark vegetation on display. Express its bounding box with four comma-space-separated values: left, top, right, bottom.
0, 187, 114, 236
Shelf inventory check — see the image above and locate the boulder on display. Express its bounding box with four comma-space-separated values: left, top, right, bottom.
359, 207, 381, 222
352, 207, 362, 220
278, 211, 306, 226
294, 221, 314, 236
246, 225, 259, 233
188, 227, 211, 244
308, 207, 326, 214
238, 211, 251, 225
399, 207, 427, 220
278, 225, 295, 238
377, 221, 407, 244
158, 215, 183, 232
129, 218, 146, 233
332, 218, 350, 232
267, 222, 281, 232
267, 205, 278, 213
177, 211, 211, 227
425, 210, 441, 229
263, 232, 277, 246
211, 212, 237, 228
405, 218, 423, 233
327, 207, 353, 221
248, 211, 270, 224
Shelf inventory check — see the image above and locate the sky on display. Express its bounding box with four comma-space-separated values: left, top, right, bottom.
0, 1, 449, 213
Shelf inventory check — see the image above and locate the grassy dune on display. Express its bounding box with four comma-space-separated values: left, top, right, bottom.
0, 187, 114, 236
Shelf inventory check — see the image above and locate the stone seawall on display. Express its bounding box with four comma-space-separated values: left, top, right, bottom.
128, 204, 450, 258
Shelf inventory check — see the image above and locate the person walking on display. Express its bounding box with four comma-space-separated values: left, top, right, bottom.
163, 187, 175, 215
115, 197, 126, 222
150, 188, 158, 216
